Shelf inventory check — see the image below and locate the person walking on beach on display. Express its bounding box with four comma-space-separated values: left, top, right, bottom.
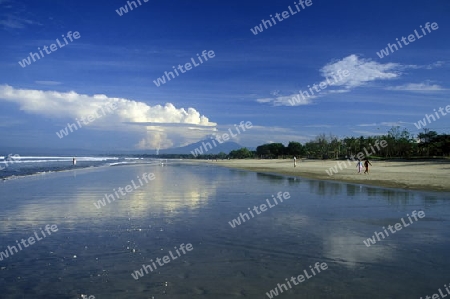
363, 158, 372, 174
293, 156, 297, 167
356, 159, 363, 174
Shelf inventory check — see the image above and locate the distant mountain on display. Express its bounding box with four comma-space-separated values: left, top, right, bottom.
159, 140, 243, 155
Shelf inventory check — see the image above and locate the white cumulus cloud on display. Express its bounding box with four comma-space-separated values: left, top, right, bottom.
320, 54, 400, 89
257, 54, 402, 107
0, 85, 216, 149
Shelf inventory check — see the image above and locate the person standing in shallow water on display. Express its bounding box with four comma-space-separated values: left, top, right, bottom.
364, 158, 372, 174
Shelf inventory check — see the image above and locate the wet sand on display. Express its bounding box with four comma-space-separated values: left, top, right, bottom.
206, 159, 450, 192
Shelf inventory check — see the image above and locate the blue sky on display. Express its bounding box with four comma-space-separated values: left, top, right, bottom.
0, 0, 449, 151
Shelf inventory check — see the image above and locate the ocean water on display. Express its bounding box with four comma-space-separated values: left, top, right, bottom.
0, 155, 166, 180
0, 162, 449, 298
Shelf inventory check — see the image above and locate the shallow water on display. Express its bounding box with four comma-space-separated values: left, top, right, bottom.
0, 162, 449, 298
0, 156, 163, 180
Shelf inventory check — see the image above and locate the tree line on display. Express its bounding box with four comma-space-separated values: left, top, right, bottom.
197, 127, 450, 160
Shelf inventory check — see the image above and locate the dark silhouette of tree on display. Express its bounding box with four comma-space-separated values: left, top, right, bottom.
287, 141, 304, 157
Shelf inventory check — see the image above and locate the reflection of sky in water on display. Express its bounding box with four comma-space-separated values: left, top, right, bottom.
0, 164, 219, 232
0, 163, 449, 298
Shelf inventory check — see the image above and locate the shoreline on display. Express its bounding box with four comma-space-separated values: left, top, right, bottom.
194, 159, 450, 192
4, 158, 449, 192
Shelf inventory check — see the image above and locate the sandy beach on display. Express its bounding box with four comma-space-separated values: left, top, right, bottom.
207, 159, 450, 192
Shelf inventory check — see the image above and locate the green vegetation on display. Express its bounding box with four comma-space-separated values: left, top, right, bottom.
256, 128, 450, 160
254, 128, 449, 160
